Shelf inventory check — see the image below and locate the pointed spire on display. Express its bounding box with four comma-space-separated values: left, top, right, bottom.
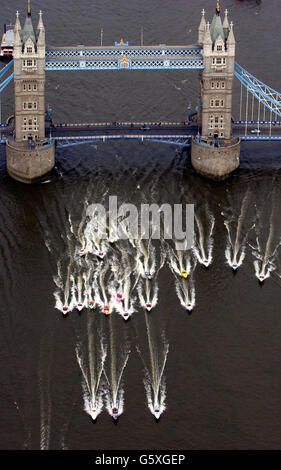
198, 8, 207, 44
37, 10, 44, 31
15, 11, 21, 32
14, 11, 22, 52
28, 0, 31, 17
223, 9, 230, 29
37, 10, 45, 50
204, 22, 212, 45
210, 2, 225, 45
227, 21, 235, 44
199, 9, 206, 28
22, 11, 37, 49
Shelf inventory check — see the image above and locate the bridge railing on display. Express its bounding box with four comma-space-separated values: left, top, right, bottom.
0, 60, 14, 93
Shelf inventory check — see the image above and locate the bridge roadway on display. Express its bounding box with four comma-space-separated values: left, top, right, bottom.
49, 122, 281, 138
1, 122, 281, 145
50, 123, 198, 138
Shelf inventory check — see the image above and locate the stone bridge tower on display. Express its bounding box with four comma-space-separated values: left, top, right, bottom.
6, 2, 55, 183
191, 1, 241, 179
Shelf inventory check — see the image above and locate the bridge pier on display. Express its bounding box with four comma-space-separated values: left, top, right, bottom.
6, 138, 55, 184
191, 136, 240, 180
6, 7, 55, 183
191, 4, 240, 179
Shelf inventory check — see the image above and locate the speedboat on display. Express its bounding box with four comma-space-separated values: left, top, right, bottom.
116, 293, 123, 302
103, 305, 110, 315
90, 408, 98, 421
181, 270, 188, 279
122, 312, 129, 320
145, 272, 153, 280
62, 306, 69, 315
259, 274, 265, 282
77, 303, 83, 311
186, 303, 193, 312
232, 263, 238, 271
79, 248, 86, 257
97, 252, 105, 259
146, 303, 152, 311
153, 406, 161, 420
112, 407, 119, 419
88, 300, 95, 308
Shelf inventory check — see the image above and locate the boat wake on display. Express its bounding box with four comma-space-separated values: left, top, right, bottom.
222, 189, 255, 271
76, 315, 107, 421
137, 314, 169, 420
249, 192, 281, 283
104, 317, 130, 420
193, 207, 215, 267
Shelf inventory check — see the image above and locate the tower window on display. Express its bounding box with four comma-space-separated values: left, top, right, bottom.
212, 58, 226, 67
217, 45, 223, 52
23, 59, 36, 69
33, 84, 37, 91
211, 82, 215, 89
26, 47, 33, 53
33, 102, 37, 109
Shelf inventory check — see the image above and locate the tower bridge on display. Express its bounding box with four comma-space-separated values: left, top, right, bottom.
0, 0, 280, 183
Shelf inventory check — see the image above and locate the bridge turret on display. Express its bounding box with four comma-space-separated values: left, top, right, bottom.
36, 11, 45, 49
14, 6, 46, 143
226, 22, 235, 55
191, 1, 240, 179
199, 1, 236, 141
198, 9, 206, 45
6, 2, 55, 183
14, 12, 22, 59
223, 9, 230, 37
203, 22, 212, 55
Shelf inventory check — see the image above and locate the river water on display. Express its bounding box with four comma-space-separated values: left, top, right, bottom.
0, 0, 280, 450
